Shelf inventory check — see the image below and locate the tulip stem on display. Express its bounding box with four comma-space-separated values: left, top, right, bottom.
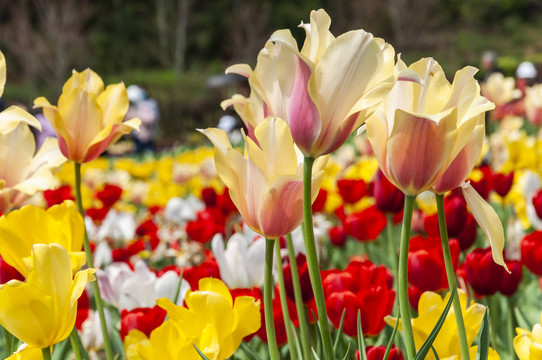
303, 156, 334, 360
398, 194, 416, 359
436, 194, 470, 360
286, 233, 312, 360
74, 162, 114, 360
265, 238, 280, 360
275, 239, 298, 360
41, 347, 52, 360
69, 327, 82, 360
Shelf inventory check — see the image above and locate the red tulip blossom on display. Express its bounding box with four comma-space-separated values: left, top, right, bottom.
43, 185, 75, 208
493, 172, 514, 197
356, 345, 403, 360
0, 255, 24, 284
337, 178, 367, 204
119, 305, 167, 340
312, 188, 328, 213
329, 225, 347, 247
521, 231, 542, 276
373, 169, 404, 214
283, 253, 314, 303
96, 183, 123, 208
532, 190, 542, 220
343, 206, 387, 242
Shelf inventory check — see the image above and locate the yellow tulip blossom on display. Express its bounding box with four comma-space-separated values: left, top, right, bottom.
0, 243, 95, 349
125, 278, 260, 360
514, 313, 542, 359
385, 290, 486, 359
34, 69, 141, 163
0, 201, 86, 276
6, 346, 43, 360
481, 72, 520, 106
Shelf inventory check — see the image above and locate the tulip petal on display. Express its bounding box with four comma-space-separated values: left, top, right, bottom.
299, 9, 334, 63
198, 277, 233, 307
63, 69, 104, 96
225, 63, 252, 78
98, 82, 130, 128
462, 182, 509, 272
0, 106, 41, 133
227, 296, 261, 355
0, 123, 35, 189
0, 52, 4, 97
513, 332, 532, 360
83, 117, 141, 162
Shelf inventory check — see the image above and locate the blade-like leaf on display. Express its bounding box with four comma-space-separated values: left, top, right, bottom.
341, 342, 351, 360
383, 310, 400, 360
431, 345, 440, 360
333, 308, 347, 353
413, 287, 456, 360
193, 344, 211, 360
239, 341, 261, 360
476, 309, 490, 360
311, 348, 322, 360
357, 310, 367, 360
172, 269, 185, 304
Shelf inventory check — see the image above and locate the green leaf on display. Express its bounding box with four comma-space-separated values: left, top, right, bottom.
476, 309, 490, 360
289, 319, 303, 360
239, 341, 261, 360
357, 310, 367, 360
311, 309, 323, 357
431, 345, 440, 360
341, 342, 351, 360
172, 269, 185, 305
311, 347, 322, 360
333, 308, 347, 354
383, 310, 400, 360
413, 287, 456, 360
193, 344, 211, 360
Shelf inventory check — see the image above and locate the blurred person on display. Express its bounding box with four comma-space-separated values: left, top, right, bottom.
481, 50, 502, 82
126, 85, 159, 154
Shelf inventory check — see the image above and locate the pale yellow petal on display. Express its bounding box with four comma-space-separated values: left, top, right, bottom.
97, 82, 130, 128
0, 106, 41, 133
514, 332, 532, 360
0, 51, 5, 97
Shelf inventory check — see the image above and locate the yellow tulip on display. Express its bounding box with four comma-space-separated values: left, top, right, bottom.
125, 278, 260, 360
6, 346, 43, 360
385, 290, 486, 359
0, 51, 42, 134
200, 116, 327, 238
226, 9, 396, 157
514, 313, 542, 360
0, 201, 86, 276
34, 69, 141, 163
0, 243, 95, 349
481, 72, 520, 106
525, 84, 542, 125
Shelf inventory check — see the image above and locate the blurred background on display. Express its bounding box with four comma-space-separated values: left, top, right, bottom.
0, 0, 541, 148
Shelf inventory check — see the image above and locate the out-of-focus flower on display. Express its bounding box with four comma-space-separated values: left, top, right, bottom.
0, 255, 24, 285
521, 231, 542, 276
373, 169, 404, 214
0, 122, 66, 213
164, 195, 204, 224
328, 225, 347, 247
323, 259, 395, 337
343, 205, 387, 241
200, 117, 327, 238
337, 178, 367, 204
0, 201, 86, 276
465, 247, 520, 296
525, 84, 542, 125
97, 260, 190, 310
211, 232, 265, 289
493, 172, 515, 198
93, 209, 136, 244
44, 185, 75, 208
385, 290, 486, 359
514, 313, 542, 360
226, 9, 397, 158
366, 57, 494, 195
0, 244, 95, 349
186, 208, 224, 243
408, 235, 460, 292
124, 278, 260, 360
283, 253, 314, 303
482, 72, 521, 107
356, 346, 403, 360
120, 305, 167, 340
96, 183, 123, 208
34, 69, 141, 163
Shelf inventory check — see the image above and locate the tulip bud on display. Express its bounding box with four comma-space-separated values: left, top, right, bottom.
465, 247, 505, 296
283, 253, 314, 303
493, 172, 514, 197
337, 178, 367, 204
521, 231, 542, 276
373, 169, 404, 214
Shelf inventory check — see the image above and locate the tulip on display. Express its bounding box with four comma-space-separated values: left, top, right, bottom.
493, 172, 515, 197
514, 313, 542, 360
120, 305, 167, 340
385, 290, 487, 358
124, 278, 261, 360
199, 116, 327, 238
337, 178, 367, 204
359, 346, 403, 360
343, 205, 387, 241
283, 253, 314, 303
0, 122, 66, 214
44, 185, 75, 208
525, 84, 542, 125
373, 169, 404, 214
0, 243, 95, 349
464, 247, 519, 296
481, 72, 521, 107
366, 57, 494, 196
34, 69, 141, 163
0, 201, 86, 276
211, 232, 265, 289
226, 9, 396, 157
521, 231, 542, 276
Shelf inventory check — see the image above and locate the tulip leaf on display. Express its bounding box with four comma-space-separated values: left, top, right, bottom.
239, 341, 261, 360
193, 344, 211, 360
172, 269, 185, 305
383, 310, 400, 360
357, 310, 367, 360
311, 348, 322, 360
413, 287, 456, 360
333, 308, 347, 353
289, 319, 303, 360
311, 309, 323, 357
341, 342, 351, 360
476, 309, 490, 360
51, 338, 70, 360
431, 346, 440, 360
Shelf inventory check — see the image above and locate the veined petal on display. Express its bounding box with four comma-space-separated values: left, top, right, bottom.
462, 182, 509, 271
98, 82, 130, 128
62, 69, 104, 96
226, 296, 261, 356
0, 106, 41, 133
33, 97, 59, 134
299, 9, 334, 63
198, 277, 233, 307
513, 332, 532, 360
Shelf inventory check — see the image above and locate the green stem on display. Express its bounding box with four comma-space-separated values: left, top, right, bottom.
265, 238, 280, 360
74, 163, 114, 360
436, 194, 470, 360
69, 327, 82, 360
507, 296, 515, 359
488, 295, 499, 352
286, 233, 312, 360
275, 239, 297, 360
41, 347, 52, 360
303, 156, 334, 360
398, 195, 416, 359
385, 215, 398, 280
3, 326, 13, 355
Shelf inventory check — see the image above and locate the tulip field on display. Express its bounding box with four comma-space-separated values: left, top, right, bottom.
2, 7, 542, 360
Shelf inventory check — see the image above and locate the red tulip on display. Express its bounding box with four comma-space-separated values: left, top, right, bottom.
344, 206, 387, 242
0, 255, 24, 284
408, 235, 460, 292
470, 165, 493, 200
493, 172, 514, 197
96, 184, 123, 208
312, 188, 328, 213
499, 259, 522, 296
43, 185, 75, 208
337, 179, 367, 204
356, 346, 403, 360
373, 169, 404, 214
283, 253, 314, 303
521, 231, 542, 275
408, 285, 423, 311
201, 187, 217, 207
119, 305, 167, 340
75, 289, 90, 331
465, 247, 504, 296
136, 218, 160, 250
532, 190, 542, 220
329, 225, 347, 247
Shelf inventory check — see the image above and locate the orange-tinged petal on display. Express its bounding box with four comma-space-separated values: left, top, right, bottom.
83, 117, 140, 162
462, 182, 508, 271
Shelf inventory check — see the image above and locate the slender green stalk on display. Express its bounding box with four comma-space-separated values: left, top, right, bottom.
264, 238, 280, 360
507, 296, 515, 358
69, 327, 82, 360
3, 326, 13, 355
436, 194, 470, 360
302, 156, 334, 360
41, 347, 52, 360
274, 239, 297, 360
74, 162, 113, 360
286, 233, 312, 360
398, 195, 416, 359
385, 215, 398, 280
